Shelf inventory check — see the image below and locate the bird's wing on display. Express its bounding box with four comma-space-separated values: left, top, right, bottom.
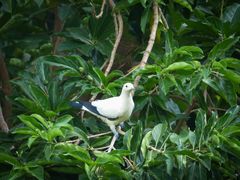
91, 96, 124, 120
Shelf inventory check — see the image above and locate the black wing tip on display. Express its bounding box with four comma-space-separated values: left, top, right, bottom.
69, 101, 83, 109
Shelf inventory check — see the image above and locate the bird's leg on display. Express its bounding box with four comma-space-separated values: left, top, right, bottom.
119, 122, 124, 129
107, 125, 119, 152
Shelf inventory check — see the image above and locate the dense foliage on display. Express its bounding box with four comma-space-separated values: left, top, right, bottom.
0, 0, 240, 179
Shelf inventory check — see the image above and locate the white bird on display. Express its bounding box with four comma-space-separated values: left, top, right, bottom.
70, 83, 135, 152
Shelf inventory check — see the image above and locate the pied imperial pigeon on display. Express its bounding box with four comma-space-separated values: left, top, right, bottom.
70, 83, 135, 152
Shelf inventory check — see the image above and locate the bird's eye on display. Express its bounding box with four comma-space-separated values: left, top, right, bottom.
125, 85, 128, 88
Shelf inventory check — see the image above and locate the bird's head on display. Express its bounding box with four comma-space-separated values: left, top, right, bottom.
121, 83, 135, 96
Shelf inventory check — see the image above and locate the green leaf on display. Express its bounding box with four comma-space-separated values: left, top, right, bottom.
13, 127, 36, 135
170, 133, 180, 146
18, 115, 43, 130
174, 0, 192, 11
177, 46, 204, 59
189, 71, 203, 91
92, 67, 107, 85
0, 152, 20, 166
28, 166, 44, 180
208, 37, 240, 60
94, 152, 123, 164
47, 128, 64, 141
166, 156, 174, 175
29, 84, 49, 109
34, 0, 43, 7
54, 143, 92, 164
123, 129, 133, 150
152, 123, 167, 145
44, 145, 53, 161
219, 58, 240, 70
188, 131, 196, 149
195, 109, 206, 147
16, 98, 42, 114
141, 5, 150, 33
110, 149, 133, 157
0, 14, 24, 35
73, 127, 89, 144
202, 77, 237, 105
162, 61, 200, 73
130, 121, 143, 153
0, 0, 12, 13
215, 105, 240, 129
222, 125, 240, 137
66, 27, 91, 44
31, 114, 48, 129
212, 61, 240, 84
189, 162, 196, 180
140, 0, 147, 7
37, 55, 80, 72
165, 99, 181, 114
54, 115, 73, 128
141, 131, 152, 159
222, 3, 240, 31
27, 136, 38, 148
166, 150, 197, 159
91, 136, 111, 147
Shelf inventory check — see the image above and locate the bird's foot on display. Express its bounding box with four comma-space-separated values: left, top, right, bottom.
117, 126, 126, 135
120, 122, 124, 129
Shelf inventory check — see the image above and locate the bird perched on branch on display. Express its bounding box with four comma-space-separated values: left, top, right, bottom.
70, 83, 135, 152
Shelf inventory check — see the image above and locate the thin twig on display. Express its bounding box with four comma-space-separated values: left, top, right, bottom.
104, 0, 123, 76
0, 106, 9, 133
95, 0, 106, 19
94, 145, 110, 150
148, 145, 163, 153
158, 7, 169, 30
134, 1, 159, 87
88, 131, 112, 138
66, 139, 80, 144
100, 58, 109, 70
123, 157, 135, 170
52, 7, 64, 55
83, 0, 123, 114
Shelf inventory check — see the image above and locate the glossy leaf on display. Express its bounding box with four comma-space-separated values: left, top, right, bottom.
208, 37, 240, 60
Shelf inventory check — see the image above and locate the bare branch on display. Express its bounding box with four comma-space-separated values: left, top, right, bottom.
158, 7, 169, 30
88, 131, 112, 138
95, 0, 106, 19
148, 145, 163, 153
52, 7, 64, 55
104, 0, 123, 76
0, 53, 11, 95
0, 105, 9, 133
84, 0, 123, 108
134, 1, 159, 87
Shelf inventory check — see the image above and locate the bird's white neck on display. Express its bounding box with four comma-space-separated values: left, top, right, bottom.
120, 91, 132, 99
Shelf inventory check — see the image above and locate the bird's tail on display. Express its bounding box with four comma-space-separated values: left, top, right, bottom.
69, 101, 84, 109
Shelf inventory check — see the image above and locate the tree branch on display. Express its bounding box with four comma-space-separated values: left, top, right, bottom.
134, 1, 159, 87
85, 0, 123, 106
0, 53, 11, 95
104, 0, 123, 76
0, 105, 9, 133
95, 0, 106, 19
158, 7, 169, 30
52, 7, 64, 55
0, 52, 11, 130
